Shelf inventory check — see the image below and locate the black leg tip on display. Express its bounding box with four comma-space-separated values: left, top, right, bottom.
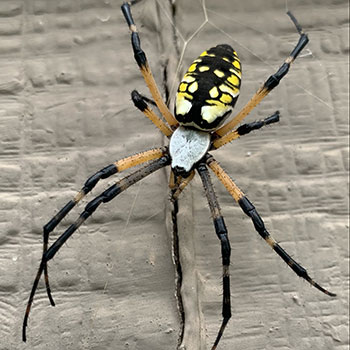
131, 90, 147, 111
286, 11, 304, 35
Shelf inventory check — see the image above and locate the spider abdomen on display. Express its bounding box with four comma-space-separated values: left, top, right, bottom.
175, 44, 241, 131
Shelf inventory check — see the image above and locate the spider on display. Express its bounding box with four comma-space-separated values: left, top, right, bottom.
23, 1, 336, 349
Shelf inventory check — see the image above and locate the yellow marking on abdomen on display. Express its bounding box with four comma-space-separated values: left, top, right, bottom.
220, 93, 232, 104
188, 81, 198, 93
179, 82, 187, 92
182, 74, 196, 83
176, 95, 192, 115
227, 74, 240, 87
201, 105, 229, 123
214, 69, 225, 78
219, 84, 239, 97
230, 68, 241, 78
199, 66, 210, 72
200, 50, 215, 57
188, 63, 197, 72
209, 86, 219, 98
177, 92, 193, 100
233, 60, 241, 70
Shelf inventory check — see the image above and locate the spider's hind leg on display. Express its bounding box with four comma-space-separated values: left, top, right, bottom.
23, 153, 170, 342
41, 152, 152, 304
206, 154, 336, 297
40, 147, 167, 304
40, 162, 120, 308
196, 162, 231, 350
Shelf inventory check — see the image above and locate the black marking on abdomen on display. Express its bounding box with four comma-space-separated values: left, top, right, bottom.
175, 44, 242, 131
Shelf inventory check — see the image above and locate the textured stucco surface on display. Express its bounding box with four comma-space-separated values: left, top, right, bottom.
0, 1, 348, 350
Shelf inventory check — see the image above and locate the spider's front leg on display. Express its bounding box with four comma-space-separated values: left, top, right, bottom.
131, 90, 173, 137
121, 1, 178, 129
197, 162, 232, 350
213, 12, 309, 149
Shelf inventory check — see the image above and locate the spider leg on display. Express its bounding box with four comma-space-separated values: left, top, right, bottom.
133, 91, 157, 107
22, 150, 169, 342
169, 170, 195, 201
43, 147, 167, 250
213, 12, 308, 149
131, 90, 173, 137
196, 162, 231, 350
121, 2, 178, 128
211, 111, 280, 148
206, 154, 336, 297
40, 147, 167, 306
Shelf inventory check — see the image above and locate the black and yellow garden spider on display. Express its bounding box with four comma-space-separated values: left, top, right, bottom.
23, 1, 336, 349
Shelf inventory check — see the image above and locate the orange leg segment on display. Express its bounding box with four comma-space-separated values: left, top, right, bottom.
122, 2, 178, 128
213, 11, 309, 149
206, 154, 336, 297
131, 90, 173, 137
